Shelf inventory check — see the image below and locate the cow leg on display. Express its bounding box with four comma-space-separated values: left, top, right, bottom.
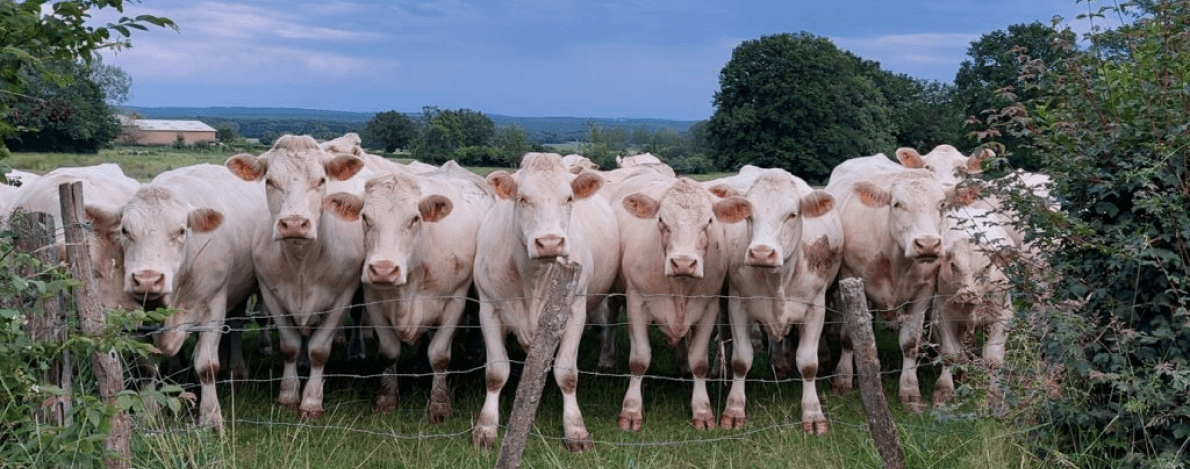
369, 305, 402, 415
473, 301, 508, 450
688, 304, 717, 430
721, 295, 752, 429
932, 302, 963, 408
796, 302, 828, 434
299, 300, 352, 420
983, 305, 1012, 414
194, 296, 228, 433
427, 296, 465, 424
261, 292, 302, 411
592, 296, 619, 373
223, 299, 250, 385
347, 288, 368, 362
618, 294, 651, 431
832, 324, 855, 394
898, 299, 928, 413
556, 300, 592, 452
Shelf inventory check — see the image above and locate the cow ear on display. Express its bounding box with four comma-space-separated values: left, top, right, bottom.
947, 181, 983, 208
571, 172, 603, 199
487, 171, 517, 200
419, 194, 454, 222
895, 147, 925, 169
855, 181, 891, 207
713, 196, 752, 224
226, 153, 266, 182
326, 155, 364, 181
84, 204, 123, 238
188, 208, 224, 233
622, 193, 660, 219
323, 192, 363, 221
707, 184, 740, 199
800, 190, 834, 218
967, 148, 993, 174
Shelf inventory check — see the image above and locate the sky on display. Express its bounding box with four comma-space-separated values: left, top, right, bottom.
94, 0, 1122, 121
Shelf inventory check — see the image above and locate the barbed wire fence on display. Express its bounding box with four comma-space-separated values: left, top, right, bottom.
8, 192, 1063, 467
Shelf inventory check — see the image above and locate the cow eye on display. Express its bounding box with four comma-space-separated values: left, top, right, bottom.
893, 201, 904, 210
361, 214, 372, 229
265, 178, 278, 190
174, 227, 186, 239
316, 177, 327, 189
121, 227, 132, 240
786, 212, 798, 221
409, 215, 421, 227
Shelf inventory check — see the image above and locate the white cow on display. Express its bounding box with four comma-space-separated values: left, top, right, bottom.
933, 206, 1016, 410
8, 164, 141, 311
471, 152, 619, 452
895, 144, 993, 188
825, 154, 962, 412
561, 154, 600, 173
225, 135, 369, 419
611, 170, 751, 431
323, 162, 493, 422
705, 166, 841, 433
320, 132, 436, 175
88, 164, 266, 432
617, 152, 676, 177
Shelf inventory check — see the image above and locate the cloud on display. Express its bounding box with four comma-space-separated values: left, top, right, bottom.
833, 33, 978, 81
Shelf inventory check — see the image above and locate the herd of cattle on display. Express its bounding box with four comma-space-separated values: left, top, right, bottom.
0, 133, 1053, 451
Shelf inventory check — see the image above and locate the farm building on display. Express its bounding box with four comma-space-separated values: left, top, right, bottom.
118, 117, 218, 145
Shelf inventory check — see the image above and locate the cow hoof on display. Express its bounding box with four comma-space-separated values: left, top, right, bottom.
202, 414, 225, 435
901, 396, 924, 414
692, 414, 717, 430
831, 381, 853, 394
617, 412, 643, 432
373, 396, 396, 414
564, 435, 593, 452
429, 403, 452, 424
278, 399, 300, 412
802, 417, 829, 435
596, 362, 616, 374
299, 408, 324, 420
719, 411, 747, 429
933, 388, 955, 408
472, 425, 497, 450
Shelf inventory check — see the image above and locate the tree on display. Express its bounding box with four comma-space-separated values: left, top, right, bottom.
5, 59, 121, 153
706, 32, 895, 183
364, 110, 416, 153
954, 22, 1076, 169
410, 107, 496, 163
1, 0, 176, 156
215, 122, 239, 144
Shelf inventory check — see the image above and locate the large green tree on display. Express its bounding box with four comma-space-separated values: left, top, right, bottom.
364, 110, 416, 153
1, 0, 175, 159
707, 32, 895, 183
954, 22, 1076, 169
4, 59, 121, 153
411, 106, 497, 163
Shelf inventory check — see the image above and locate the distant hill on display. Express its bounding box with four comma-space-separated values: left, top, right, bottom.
123, 106, 700, 144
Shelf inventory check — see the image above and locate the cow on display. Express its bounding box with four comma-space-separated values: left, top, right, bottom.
323, 162, 493, 422
824, 154, 962, 412
610, 170, 751, 431
8, 164, 141, 311
933, 205, 1016, 411
616, 152, 676, 177
471, 152, 619, 452
319, 132, 436, 175
561, 154, 600, 173
895, 144, 993, 189
225, 135, 369, 419
704, 166, 841, 434
87, 164, 266, 432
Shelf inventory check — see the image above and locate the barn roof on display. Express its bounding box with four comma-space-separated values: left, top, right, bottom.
127, 119, 217, 132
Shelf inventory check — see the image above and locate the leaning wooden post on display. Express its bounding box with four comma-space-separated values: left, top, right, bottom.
12, 212, 73, 426
495, 259, 581, 469
837, 277, 905, 469
59, 182, 131, 469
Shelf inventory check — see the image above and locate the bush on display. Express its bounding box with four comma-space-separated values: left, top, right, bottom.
991, 3, 1190, 466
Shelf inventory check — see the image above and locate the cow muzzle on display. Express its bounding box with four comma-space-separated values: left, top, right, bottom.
277, 215, 314, 239
746, 244, 782, 268
365, 260, 406, 286
666, 253, 703, 278
910, 236, 942, 261
531, 234, 568, 258
130, 269, 168, 296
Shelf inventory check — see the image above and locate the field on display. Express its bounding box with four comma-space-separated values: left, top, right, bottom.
7, 147, 1042, 468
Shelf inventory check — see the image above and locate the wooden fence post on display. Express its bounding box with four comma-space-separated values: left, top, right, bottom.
59, 182, 131, 469
11, 212, 73, 426
837, 277, 905, 469
495, 259, 581, 469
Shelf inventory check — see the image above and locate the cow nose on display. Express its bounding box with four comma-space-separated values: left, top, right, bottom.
534, 235, 566, 257
746, 245, 781, 267
367, 261, 403, 285
277, 215, 312, 238
131, 270, 166, 294
668, 254, 700, 277
914, 237, 942, 258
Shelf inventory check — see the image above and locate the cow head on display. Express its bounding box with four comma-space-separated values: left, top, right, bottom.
489, 153, 602, 260
896, 144, 992, 188
226, 135, 364, 241
713, 170, 834, 269
624, 178, 751, 278
324, 173, 453, 286
939, 207, 1014, 308
853, 170, 949, 262
82, 202, 142, 312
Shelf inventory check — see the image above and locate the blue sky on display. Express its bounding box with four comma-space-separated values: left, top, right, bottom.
96, 0, 1120, 120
